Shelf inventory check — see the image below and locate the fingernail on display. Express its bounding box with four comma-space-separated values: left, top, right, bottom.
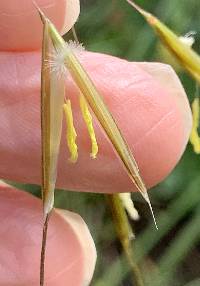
61, 0, 80, 35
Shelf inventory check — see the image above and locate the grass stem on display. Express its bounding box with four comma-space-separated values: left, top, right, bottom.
106, 193, 144, 286
40, 212, 51, 286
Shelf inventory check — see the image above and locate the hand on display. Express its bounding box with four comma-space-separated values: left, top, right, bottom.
0, 0, 192, 285
0, 181, 96, 285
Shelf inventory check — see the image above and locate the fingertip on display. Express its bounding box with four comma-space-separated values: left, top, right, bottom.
0, 183, 96, 285
65, 52, 192, 190
131, 62, 192, 187
137, 62, 192, 143
0, 51, 192, 193
56, 209, 97, 285
0, 0, 80, 51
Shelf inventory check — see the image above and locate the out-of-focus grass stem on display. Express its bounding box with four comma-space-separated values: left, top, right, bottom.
106, 194, 144, 286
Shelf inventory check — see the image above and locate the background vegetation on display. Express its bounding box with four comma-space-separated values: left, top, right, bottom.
16, 1, 200, 285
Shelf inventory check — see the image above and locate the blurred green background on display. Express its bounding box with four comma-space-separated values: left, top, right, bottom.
17, 1, 200, 285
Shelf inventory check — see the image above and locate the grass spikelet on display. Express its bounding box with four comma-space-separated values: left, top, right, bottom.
126, 0, 200, 84
37, 5, 66, 285
36, 5, 157, 228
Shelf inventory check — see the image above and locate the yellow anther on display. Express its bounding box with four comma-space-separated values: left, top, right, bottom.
79, 93, 98, 159
63, 100, 78, 162
119, 193, 140, 221
190, 97, 200, 154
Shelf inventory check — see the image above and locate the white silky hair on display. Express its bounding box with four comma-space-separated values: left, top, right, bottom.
45, 40, 85, 79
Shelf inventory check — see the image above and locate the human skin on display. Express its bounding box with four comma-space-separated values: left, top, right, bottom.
0, 0, 192, 285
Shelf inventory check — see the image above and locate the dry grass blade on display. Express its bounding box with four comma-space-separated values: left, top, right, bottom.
40, 11, 51, 215
40, 16, 51, 286
39, 6, 65, 217
126, 0, 200, 84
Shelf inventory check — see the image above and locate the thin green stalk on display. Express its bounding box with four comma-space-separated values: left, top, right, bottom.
71, 26, 79, 43
106, 194, 144, 286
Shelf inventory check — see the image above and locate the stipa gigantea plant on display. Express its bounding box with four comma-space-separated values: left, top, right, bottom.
126, 0, 200, 154
35, 4, 158, 286
126, 0, 200, 83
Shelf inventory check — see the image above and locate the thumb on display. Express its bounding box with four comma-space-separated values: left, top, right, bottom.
0, 0, 80, 51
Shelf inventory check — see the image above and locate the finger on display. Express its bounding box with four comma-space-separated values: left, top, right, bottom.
0, 0, 80, 51
0, 182, 96, 285
0, 51, 192, 193
136, 61, 191, 129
